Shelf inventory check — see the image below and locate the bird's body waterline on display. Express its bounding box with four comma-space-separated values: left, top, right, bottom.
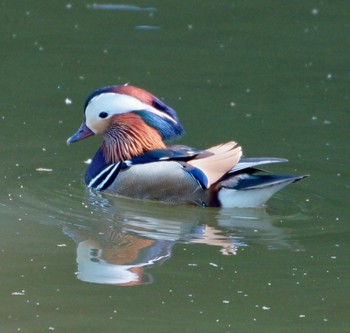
67, 85, 307, 208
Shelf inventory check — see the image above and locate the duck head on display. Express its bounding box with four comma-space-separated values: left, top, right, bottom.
67, 85, 184, 162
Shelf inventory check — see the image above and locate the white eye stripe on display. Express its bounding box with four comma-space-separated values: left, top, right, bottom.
85, 92, 176, 123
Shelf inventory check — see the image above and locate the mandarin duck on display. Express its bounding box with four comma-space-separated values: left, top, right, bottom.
67, 85, 307, 208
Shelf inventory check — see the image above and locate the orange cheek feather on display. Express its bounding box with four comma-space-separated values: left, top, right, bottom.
103, 113, 166, 162
113, 85, 154, 105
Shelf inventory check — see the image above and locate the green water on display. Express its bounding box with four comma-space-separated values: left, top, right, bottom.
1, 1, 349, 332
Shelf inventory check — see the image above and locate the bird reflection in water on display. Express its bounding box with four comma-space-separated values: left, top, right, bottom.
63, 192, 299, 286
64, 223, 173, 286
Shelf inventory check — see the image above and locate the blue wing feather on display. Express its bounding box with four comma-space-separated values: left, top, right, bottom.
129, 146, 205, 164
223, 174, 308, 190
230, 158, 288, 174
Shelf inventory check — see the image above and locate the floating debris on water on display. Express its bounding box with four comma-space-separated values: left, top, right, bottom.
36, 168, 53, 172
311, 8, 319, 16
135, 25, 160, 30
87, 4, 157, 12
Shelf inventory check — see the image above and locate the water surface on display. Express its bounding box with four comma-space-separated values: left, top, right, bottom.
1, 1, 349, 332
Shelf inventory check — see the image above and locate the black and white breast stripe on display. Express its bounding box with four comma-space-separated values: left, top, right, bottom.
87, 162, 122, 190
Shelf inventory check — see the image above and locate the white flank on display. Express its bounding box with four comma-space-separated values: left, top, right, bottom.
218, 181, 294, 208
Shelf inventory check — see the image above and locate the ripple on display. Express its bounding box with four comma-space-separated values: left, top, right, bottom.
2, 164, 312, 249
0, 165, 314, 285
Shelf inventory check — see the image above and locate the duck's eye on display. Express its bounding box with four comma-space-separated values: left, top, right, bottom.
99, 111, 108, 119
